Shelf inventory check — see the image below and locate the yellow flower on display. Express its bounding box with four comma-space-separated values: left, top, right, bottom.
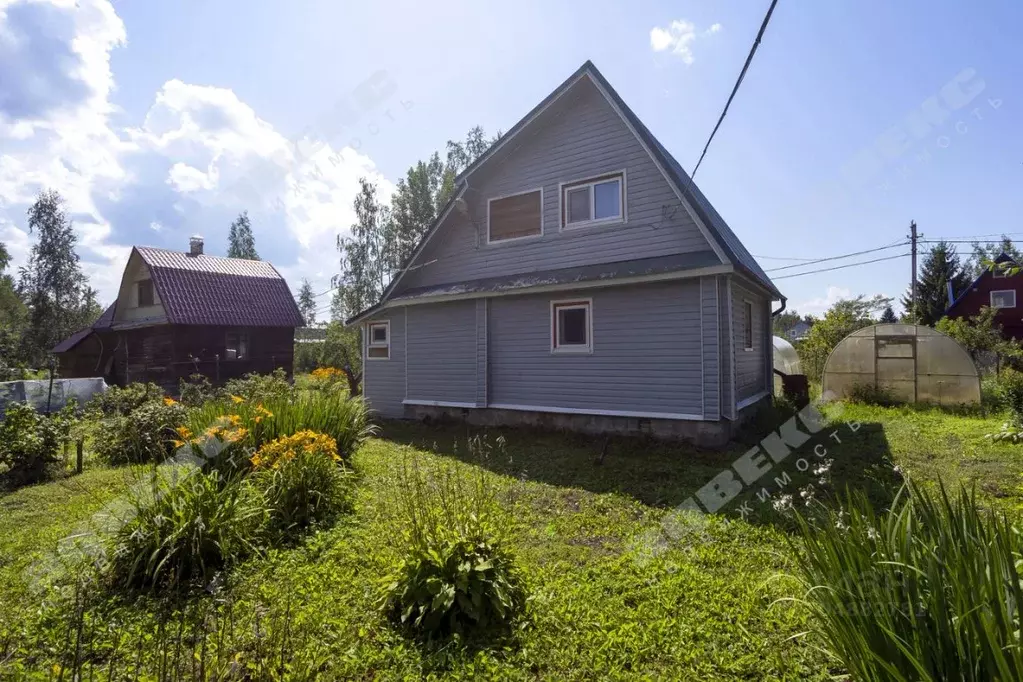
171, 439, 186, 449
228, 414, 242, 426
176, 425, 193, 439
163, 396, 177, 406
231, 394, 245, 404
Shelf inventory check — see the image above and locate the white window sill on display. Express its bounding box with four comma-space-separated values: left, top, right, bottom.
561, 216, 624, 231
486, 232, 543, 247
551, 346, 592, 355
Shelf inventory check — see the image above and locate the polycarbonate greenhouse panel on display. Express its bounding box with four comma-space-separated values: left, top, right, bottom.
822, 324, 980, 406
772, 336, 802, 375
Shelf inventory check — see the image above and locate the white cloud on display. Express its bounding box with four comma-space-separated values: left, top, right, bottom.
0, 0, 391, 309
649, 19, 722, 65
793, 286, 853, 317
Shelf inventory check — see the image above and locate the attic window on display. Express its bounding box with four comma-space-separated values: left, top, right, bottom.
137, 280, 154, 307
991, 290, 1016, 309
368, 321, 390, 359
225, 332, 249, 361
562, 172, 624, 229
487, 189, 543, 243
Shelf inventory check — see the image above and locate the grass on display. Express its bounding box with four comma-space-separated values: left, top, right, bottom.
0, 400, 1020, 678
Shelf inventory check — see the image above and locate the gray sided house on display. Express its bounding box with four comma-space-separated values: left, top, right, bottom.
348, 61, 783, 446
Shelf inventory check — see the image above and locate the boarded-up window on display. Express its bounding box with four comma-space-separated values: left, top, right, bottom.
137, 279, 154, 307
488, 189, 542, 243
743, 301, 754, 350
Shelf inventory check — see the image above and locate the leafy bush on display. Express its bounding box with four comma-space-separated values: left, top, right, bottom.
846, 382, 897, 406
251, 431, 354, 537
381, 441, 527, 641
0, 402, 75, 485
86, 382, 164, 416
108, 469, 264, 590
178, 373, 219, 408
94, 399, 186, 465
993, 368, 1023, 420
224, 368, 292, 404
187, 392, 375, 461
789, 481, 1023, 681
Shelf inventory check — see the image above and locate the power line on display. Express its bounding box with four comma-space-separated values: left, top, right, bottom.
764, 240, 907, 272
680, 0, 780, 193
772, 253, 910, 280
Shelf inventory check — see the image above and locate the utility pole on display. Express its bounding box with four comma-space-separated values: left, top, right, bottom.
908, 220, 920, 321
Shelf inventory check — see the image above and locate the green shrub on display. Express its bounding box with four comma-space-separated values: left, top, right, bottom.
94, 399, 186, 465
381, 441, 527, 641
186, 392, 375, 461
789, 481, 1023, 681
108, 469, 265, 590
224, 368, 292, 404
86, 382, 164, 416
251, 431, 354, 538
994, 368, 1023, 420
846, 382, 898, 406
178, 373, 219, 408
0, 402, 75, 486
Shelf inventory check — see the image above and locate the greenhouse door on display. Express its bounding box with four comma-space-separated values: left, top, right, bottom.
876, 335, 916, 402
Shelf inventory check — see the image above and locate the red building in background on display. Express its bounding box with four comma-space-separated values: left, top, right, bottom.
945, 253, 1023, 340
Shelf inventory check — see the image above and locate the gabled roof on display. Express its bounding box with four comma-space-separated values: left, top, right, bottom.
946, 251, 1016, 313
349, 61, 780, 325
135, 247, 304, 327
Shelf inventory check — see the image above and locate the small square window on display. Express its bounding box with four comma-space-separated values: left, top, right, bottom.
137, 280, 154, 307
562, 173, 624, 228
991, 290, 1016, 309
743, 301, 754, 350
368, 321, 390, 359
225, 332, 249, 361
551, 300, 591, 353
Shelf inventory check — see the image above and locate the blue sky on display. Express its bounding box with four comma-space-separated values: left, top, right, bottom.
1, 0, 1020, 317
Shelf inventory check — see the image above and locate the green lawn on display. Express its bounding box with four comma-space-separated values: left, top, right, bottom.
1, 401, 1019, 679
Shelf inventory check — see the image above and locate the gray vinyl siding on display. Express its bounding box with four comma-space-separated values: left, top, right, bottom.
476, 299, 488, 406
362, 311, 405, 418
396, 78, 715, 293
719, 276, 735, 419
406, 301, 477, 405
733, 281, 768, 402
488, 281, 703, 416
700, 276, 720, 420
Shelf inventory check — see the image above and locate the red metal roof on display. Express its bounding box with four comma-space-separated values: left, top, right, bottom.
135, 247, 304, 328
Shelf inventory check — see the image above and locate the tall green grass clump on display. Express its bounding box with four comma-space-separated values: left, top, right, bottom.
381, 437, 527, 642
108, 468, 265, 590
186, 392, 375, 462
789, 481, 1023, 681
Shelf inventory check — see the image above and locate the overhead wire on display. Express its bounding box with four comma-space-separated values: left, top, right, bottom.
771, 253, 911, 280
679, 0, 780, 194
763, 240, 907, 272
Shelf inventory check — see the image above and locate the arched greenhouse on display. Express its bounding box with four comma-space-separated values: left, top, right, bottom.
822, 324, 981, 405
773, 336, 802, 375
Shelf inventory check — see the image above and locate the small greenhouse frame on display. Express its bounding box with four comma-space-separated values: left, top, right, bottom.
821, 324, 980, 405
773, 336, 802, 376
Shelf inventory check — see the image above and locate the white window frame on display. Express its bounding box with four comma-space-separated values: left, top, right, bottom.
559, 170, 626, 230
367, 320, 390, 360
743, 300, 754, 351
486, 187, 544, 245
990, 290, 1016, 309
224, 331, 249, 362
550, 298, 593, 354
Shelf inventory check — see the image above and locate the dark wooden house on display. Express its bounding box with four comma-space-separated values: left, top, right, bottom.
52, 237, 304, 391
946, 252, 1023, 341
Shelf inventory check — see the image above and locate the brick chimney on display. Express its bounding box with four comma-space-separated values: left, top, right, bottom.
188, 235, 204, 257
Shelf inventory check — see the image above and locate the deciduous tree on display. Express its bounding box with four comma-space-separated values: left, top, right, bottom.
227, 211, 259, 260
297, 279, 317, 326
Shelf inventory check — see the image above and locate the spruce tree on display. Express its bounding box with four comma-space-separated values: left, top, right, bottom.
880, 305, 898, 323
227, 211, 259, 260
901, 241, 970, 325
